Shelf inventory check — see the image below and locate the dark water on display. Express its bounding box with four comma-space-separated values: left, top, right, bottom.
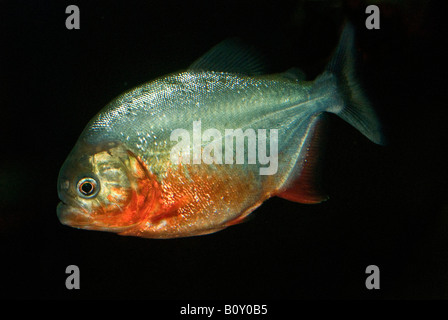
1, 0, 446, 300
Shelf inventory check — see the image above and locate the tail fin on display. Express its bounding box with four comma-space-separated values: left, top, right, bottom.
324, 22, 385, 145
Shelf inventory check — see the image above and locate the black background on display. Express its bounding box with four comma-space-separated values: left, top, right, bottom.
1, 0, 447, 301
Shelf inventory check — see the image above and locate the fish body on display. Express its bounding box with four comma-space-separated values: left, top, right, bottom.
57, 24, 383, 238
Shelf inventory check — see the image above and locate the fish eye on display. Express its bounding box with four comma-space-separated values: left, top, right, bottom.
77, 177, 99, 198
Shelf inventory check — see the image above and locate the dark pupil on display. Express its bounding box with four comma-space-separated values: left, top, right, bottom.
81, 182, 93, 194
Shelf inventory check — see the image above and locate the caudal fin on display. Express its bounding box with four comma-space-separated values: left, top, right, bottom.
325, 22, 385, 145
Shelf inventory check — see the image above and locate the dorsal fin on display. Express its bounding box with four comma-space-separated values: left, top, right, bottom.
189, 39, 267, 76
276, 117, 329, 204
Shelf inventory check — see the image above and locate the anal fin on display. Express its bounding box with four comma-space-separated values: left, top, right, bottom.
277, 116, 329, 204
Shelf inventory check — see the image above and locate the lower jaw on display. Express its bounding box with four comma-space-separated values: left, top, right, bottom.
57, 202, 92, 227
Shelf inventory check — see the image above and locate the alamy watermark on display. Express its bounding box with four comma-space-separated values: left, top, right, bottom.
170, 120, 278, 175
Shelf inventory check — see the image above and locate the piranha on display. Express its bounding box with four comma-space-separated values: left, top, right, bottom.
57, 23, 384, 238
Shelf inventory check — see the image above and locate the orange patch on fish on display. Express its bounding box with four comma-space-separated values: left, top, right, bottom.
119, 160, 269, 238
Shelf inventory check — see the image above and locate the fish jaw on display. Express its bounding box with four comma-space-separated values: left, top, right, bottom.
57, 200, 138, 233
57, 201, 94, 229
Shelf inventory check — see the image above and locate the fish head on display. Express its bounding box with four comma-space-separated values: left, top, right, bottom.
57, 141, 154, 233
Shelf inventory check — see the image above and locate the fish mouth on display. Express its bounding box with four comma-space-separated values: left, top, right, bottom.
57, 201, 93, 228
57, 201, 137, 233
